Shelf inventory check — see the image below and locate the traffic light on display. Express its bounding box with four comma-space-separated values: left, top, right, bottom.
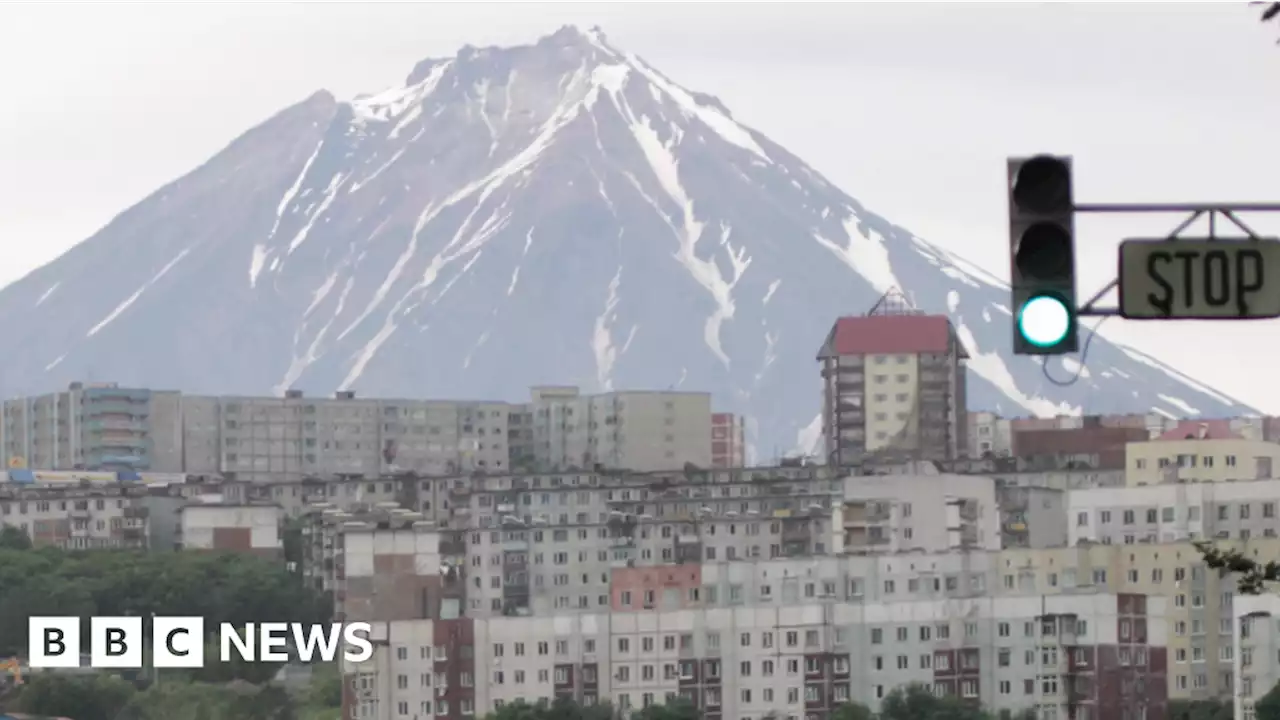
1007, 154, 1078, 355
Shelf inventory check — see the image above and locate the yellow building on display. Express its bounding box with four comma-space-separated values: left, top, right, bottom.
997, 535, 1280, 702
1125, 420, 1280, 486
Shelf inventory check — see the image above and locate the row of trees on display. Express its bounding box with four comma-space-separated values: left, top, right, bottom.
1170, 694, 1280, 720
9, 666, 341, 720
0, 525, 338, 719
483, 686, 1032, 720
0, 526, 329, 658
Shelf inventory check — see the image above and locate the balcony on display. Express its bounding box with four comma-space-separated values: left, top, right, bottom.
843, 527, 890, 550
84, 418, 148, 432
841, 501, 890, 526
84, 401, 150, 418
501, 538, 530, 553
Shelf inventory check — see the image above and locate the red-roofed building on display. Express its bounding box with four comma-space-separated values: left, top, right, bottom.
816, 292, 970, 465
1154, 420, 1241, 442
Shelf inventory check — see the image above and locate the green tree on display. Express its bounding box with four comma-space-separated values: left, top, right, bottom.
880, 683, 990, 720
0, 545, 330, 657
1257, 680, 1280, 720
282, 516, 305, 569
0, 525, 32, 550
832, 701, 874, 720
1195, 540, 1278, 594
487, 697, 619, 720
14, 672, 137, 720
1168, 698, 1233, 720
631, 698, 700, 720
114, 678, 300, 720
301, 661, 343, 709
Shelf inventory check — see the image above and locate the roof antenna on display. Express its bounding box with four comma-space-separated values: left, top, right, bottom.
865, 287, 920, 317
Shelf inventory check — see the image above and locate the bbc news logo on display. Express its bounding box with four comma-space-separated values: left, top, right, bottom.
29, 617, 374, 668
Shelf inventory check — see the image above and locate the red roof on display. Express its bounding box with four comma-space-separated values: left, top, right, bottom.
819, 315, 955, 357
1155, 420, 1240, 441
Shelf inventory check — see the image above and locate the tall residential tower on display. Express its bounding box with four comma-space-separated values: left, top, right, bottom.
817, 292, 969, 466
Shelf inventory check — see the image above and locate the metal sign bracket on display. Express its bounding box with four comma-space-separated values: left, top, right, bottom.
1074, 203, 1280, 317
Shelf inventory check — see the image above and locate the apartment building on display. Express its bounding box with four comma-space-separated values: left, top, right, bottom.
0, 480, 149, 549
710, 413, 746, 468
834, 472, 1001, 554
817, 295, 969, 466
303, 507, 461, 623
1126, 420, 1280, 486
2, 383, 719, 479
345, 588, 1166, 720
180, 390, 512, 483
1002, 537, 1280, 702
968, 411, 1013, 458
507, 386, 712, 473
174, 502, 283, 559
948, 455, 1127, 492
998, 485, 1068, 550
452, 464, 840, 618
289, 477, 1264, 712
1232, 594, 1280, 720
1015, 423, 1149, 472
0, 382, 184, 472
1067, 478, 1280, 546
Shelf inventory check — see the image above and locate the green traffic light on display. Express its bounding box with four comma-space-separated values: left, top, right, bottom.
1018, 295, 1072, 348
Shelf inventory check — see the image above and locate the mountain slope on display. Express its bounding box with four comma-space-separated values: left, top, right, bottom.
1, 26, 1254, 458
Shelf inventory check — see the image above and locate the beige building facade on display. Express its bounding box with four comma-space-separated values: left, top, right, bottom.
1125, 420, 1280, 487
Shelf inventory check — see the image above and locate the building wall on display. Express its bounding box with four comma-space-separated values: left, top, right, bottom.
3, 384, 714, 479
998, 485, 1068, 550
177, 504, 282, 557
1015, 426, 1148, 471
1126, 438, 1280, 486
967, 412, 1014, 458
710, 413, 745, 469
864, 353, 920, 452
0, 382, 174, 472
353, 593, 1164, 720
0, 484, 149, 549
1067, 479, 1280, 545
834, 474, 1001, 554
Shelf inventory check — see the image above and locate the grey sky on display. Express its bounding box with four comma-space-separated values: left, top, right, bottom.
3, 2, 1279, 412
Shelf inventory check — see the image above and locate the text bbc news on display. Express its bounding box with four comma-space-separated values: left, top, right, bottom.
28, 617, 374, 668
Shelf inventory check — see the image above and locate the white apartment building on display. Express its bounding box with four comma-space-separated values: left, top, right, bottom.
1067, 479, 1280, 546
0, 482, 150, 549
967, 411, 1014, 458
833, 472, 1001, 554
175, 502, 283, 558
509, 386, 712, 473
345, 593, 1166, 720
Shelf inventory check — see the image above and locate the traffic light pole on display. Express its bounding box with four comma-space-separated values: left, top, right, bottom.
1071, 202, 1280, 318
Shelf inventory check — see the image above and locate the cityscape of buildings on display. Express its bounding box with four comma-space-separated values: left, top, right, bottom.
3, 304, 1280, 720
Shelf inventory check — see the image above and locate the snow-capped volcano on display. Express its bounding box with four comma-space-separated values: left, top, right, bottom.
0, 26, 1253, 458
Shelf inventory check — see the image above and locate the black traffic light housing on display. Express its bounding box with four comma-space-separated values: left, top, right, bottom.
1008, 155, 1079, 355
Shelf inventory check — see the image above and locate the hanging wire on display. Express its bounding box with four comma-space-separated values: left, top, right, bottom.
1040, 316, 1111, 387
